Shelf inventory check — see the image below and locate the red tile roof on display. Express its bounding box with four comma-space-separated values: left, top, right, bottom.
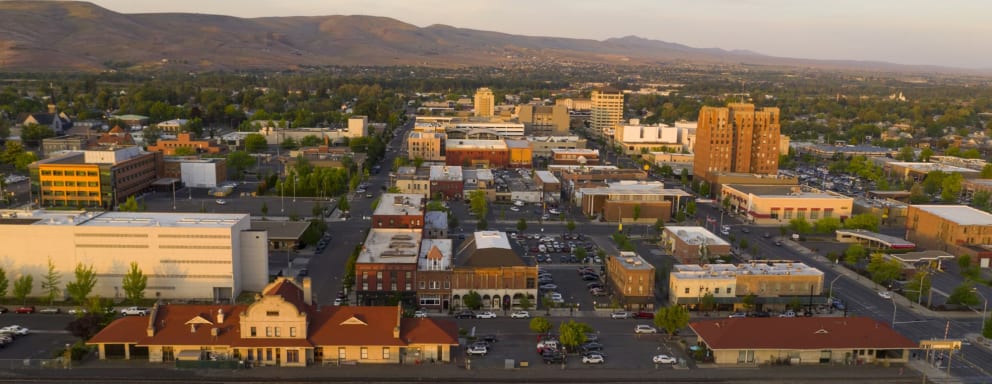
264, 279, 310, 315
87, 316, 147, 344
309, 306, 405, 346
690, 317, 917, 350
139, 304, 246, 347
401, 318, 459, 346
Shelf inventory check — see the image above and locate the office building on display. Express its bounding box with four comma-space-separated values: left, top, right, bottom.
719, 184, 853, 225
407, 131, 446, 162
605, 251, 656, 311
473, 88, 495, 117
451, 231, 537, 310
694, 103, 781, 185
662, 226, 732, 264
29, 146, 163, 209
590, 89, 624, 139
906, 205, 992, 266
669, 262, 824, 311
517, 104, 569, 135
615, 120, 682, 155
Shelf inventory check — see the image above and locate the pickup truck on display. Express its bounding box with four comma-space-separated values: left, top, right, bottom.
120, 306, 149, 316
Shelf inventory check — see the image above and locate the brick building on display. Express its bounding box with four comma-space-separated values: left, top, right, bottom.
694, 103, 780, 185
429, 166, 464, 200
605, 252, 656, 311
662, 226, 733, 264
355, 228, 422, 306
906, 205, 992, 267
444, 140, 508, 168
371, 194, 425, 229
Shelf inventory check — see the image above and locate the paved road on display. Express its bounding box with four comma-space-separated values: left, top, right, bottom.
0, 313, 76, 360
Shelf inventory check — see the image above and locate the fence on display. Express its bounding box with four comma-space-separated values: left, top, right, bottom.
0, 358, 68, 369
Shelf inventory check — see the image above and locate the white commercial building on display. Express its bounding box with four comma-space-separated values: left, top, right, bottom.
0, 210, 268, 302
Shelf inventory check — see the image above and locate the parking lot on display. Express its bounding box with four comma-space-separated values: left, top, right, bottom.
0, 313, 79, 360
451, 317, 685, 370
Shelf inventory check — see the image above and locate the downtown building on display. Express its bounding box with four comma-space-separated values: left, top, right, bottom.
590, 88, 624, 140
693, 103, 781, 186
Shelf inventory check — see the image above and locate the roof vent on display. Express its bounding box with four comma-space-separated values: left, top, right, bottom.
815, 328, 829, 334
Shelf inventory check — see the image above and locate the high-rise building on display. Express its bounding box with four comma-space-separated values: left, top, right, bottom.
693, 103, 781, 184
473, 87, 495, 117
590, 89, 624, 139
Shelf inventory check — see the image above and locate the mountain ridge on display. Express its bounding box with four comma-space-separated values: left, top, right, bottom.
0, 1, 980, 74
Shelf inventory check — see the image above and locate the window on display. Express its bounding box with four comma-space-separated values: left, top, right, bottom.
684, 287, 690, 294
419, 281, 426, 289
715, 288, 720, 294
338, 347, 346, 360
727, 288, 732, 295
420, 295, 441, 306
265, 327, 272, 337
266, 348, 273, 361
274, 327, 281, 337
250, 327, 256, 337
382, 347, 390, 360
247, 349, 254, 360
430, 281, 440, 289
444, 280, 450, 289
286, 349, 300, 363
266, 311, 279, 316
809, 210, 819, 220
405, 282, 411, 291
290, 327, 296, 337
361, 347, 368, 359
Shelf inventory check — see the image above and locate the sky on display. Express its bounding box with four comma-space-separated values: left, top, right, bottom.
87, 0, 991, 69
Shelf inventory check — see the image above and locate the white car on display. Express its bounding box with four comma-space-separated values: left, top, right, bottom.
634, 325, 658, 334
510, 311, 530, 319
878, 291, 893, 299
466, 345, 488, 356
582, 354, 605, 364
611, 311, 630, 319
510, 206, 521, 212
653, 354, 677, 364
120, 307, 149, 316
215, 199, 227, 205
333, 298, 343, 306
778, 310, 796, 318
0, 325, 29, 335
548, 209, 561, 215
475, 311, 497, 319
413, 310, 428, 318
540, 283, 558, 291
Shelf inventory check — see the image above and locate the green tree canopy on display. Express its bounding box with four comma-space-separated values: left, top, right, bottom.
529, 317, 552, 334
122, 262, 147, 305
947, 282, 980, 306
244, 133, 268, 153
65, 263, 97, 304
845, 243, 867, 265
517, 218, 528, 232
0, 267, 8, 297
13, 274, 33, 305
558, 320, 593, 351
867, 253, 903, 285
463, 290, 483, 310
844, 213, 880, 232
654, 305, 690, 336
226, 151, 256, 179
813, 217, 842, 233
41, 257, 62, 305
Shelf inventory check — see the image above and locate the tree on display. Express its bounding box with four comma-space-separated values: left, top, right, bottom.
337, 195, 350, 212
244, 133, 268, 153
172, 146, 197, 156
463, 290, 483, 310
867, 254, 902, 285
66, 313, 110, 340
575, 247, 588, 261
566, 219, 576, 233
226, 151, 256, 179
632, 204, 642, 222
41, 258, 61, 304
845, 244, 866, 265
844, 213, 880, 232
919, 147, 934, 162
685, 200, 696, 216
654, 305, 690, 337
120, 196, 140, 212
20, 123, 55, 146
680, 168, 689, 185
0, 268, 7, 298
699, 181, 710, 197
941, 173, 964, 203
973, 190, 992, 211
947, 282, 980, 306
300, 135, 322, 147
814, 217, 842, 234
699, 292, 716, 314
518, 295, 533, 310
477, 218, 488, 231
0, 141, 25, 164
653, 217, 665, 233
903, 271, 932, 304
722, 196, 731, 212
121, 262, 147, 305
13, 275, 32, 305
896, 146, 915, 161
957, 254, 972, 270
741, 293, 757, 311
909, 183, 929, 204
984, 315, 992, 339
517, 218, 528, 232
558, 320, 593, 351
529, 317, 552, 334
788, 216, 812, 234
468, 190, 488, 218
65, 263, 97, 304
261, 201, 268, 217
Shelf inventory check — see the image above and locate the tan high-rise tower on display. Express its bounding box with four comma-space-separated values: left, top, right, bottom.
693, 103, 780, 184
474, 87, 495, 117
591, 88, 624, 139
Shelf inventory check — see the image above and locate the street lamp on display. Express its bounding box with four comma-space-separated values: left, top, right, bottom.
293, 175, 297, 203
828, 275, 842, 310
972, 288, 988, 335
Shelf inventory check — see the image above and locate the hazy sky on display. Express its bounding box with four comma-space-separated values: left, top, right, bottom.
87, 0, 990, 69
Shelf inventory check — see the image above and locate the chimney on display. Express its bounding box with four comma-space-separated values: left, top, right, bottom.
217, 308, 225, 324
303, 277, 313, 305
210, 328, 220, 337
146, 303, 160, 337
393, 302, 402, 339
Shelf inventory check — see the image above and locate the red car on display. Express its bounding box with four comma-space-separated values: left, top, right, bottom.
634, 311, 655, 319
14, 306, 35, 314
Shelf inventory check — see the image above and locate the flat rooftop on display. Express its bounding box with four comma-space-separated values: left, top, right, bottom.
912, 205, 992, 225
535, 171, 559, 184
835, 229, 915, 248
358, 228, 423, 264
473, 231, 511, 250
665, 226, 730, 246
613, 251, 654, 271
889, 162, 978, 174
424, 211, 448, 229
373, 194, 425, 217
418, 239, 452, 270
0, 210, 247, 228
446, 140, 507, 150
551, 148, 599, 155
429, 166, 463, 181
673, 261, 823, 279
726, 184, 846, 199
251, 220, 311, 240
809, 144, 893, 154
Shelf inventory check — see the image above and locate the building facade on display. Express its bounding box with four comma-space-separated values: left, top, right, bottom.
505, 139, 533, 168
429, 166, 464, 200
906, 205, 992, 265
417, 239, 453, 312
517, 105, 569, 135
444, 140, 508, 168
355, 228, 422, 306
669, 262, 825, 311
372, 194, 426, 229
163, 158, 228, 188
605, 252, 656, 310
473, 88, 495, 117
406, 131, 446, 162
694, 103, 781, 184
451, 231, 537, 310
662, 226, 733, 264
0, 209, 268, 302
578, 181, 691, 223
146, 133, 224, 156
393, 166, 431, 197
615, 121, 682, 155
29, 147, 163, 208
590, 89, 623, 139
720, 184, 853, 225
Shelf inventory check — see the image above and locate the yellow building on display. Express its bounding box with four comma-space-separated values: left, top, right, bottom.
505, 139, 533, 168
473, 87, 495, 117
669, 262, 824, 311
88, 278, 459, 366
694, 103, 780, 185
407, 131, 446, 162
605, 252, 656, 310
720, 184, 853, 225
29, 147, 162, 209
906, 205, 992, 265
393, 166, 431, 197
590, 89, 623, 139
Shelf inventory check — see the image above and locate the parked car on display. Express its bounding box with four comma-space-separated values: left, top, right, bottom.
121, 306, 149, 316
634, 311, 654, 319
413, 310, 428, 318
634, 325, 658, 334
67, 308, 88, 315
582, 354, 605, 364
878, 291, 893, 299
540, 283, 558, 291
610, 311, 629, 319
333, 298, 343, 306
542, 351, 565, 364
215, 199, 227, 205
475, 311, 498, 319
510, 311, 530, 319
14, 306, 35, 314
778, 310, 796, 318
728, 312, 747, 318
466, 345, 488, 356
455, 310, 475, 319
581, 342, 604, 352
0, 306, 7, 314
38, 307, 60, 314
653, 354, 677, 364
0, 325, 29, 335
